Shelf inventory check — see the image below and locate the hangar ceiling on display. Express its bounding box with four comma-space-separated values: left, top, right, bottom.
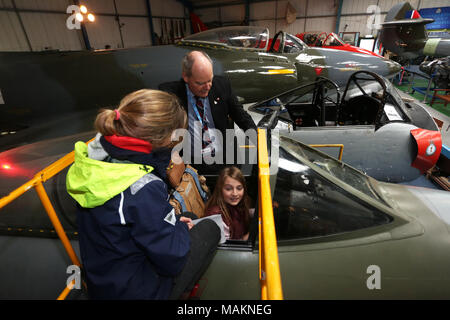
188, 0, 275, 9
0, 0, 449, 52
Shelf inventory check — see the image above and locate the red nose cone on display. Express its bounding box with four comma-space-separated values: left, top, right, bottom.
410, 128, 442, 173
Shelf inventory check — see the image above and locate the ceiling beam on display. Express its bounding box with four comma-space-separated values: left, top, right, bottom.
191, 0, 274, 10
176, 0, 194, 12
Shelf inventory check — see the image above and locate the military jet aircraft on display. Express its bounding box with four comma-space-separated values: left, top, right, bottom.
200, 131, 450, 299
0, 25, 401, 152
0, 115, 449, 299
244, 70, 442, 183
379, 2, 450, 59
297, 31, 383, 57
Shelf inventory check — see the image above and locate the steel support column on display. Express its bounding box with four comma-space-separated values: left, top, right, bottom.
335, 0, 344, 34
145, 0, 157, 45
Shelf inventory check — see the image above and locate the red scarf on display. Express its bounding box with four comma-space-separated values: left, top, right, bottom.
104, 135, 152, 154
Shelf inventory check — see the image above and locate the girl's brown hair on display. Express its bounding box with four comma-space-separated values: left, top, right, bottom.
206, 166, 250, 227
94, 89, 186, 149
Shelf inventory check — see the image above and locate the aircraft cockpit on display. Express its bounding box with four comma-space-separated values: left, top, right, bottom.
272, 134, 392, 240
323, 33, 345, 47
298, 32, 345, 47
269, 31, 307, 54
180, 26, 307, 55
181, 25, 270, 51
248, 70, 420, 130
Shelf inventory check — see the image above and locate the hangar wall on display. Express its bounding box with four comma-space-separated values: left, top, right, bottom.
196, 0, 338, 36
339, 0, 449, 37
0, 0, 188, 51
0, 0, 448, 52
196, 0, 450, 38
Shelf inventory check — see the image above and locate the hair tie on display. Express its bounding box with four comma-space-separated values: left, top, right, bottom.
114, 109, 120, 121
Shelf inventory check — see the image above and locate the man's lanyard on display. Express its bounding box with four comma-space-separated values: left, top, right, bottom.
188, 94, 208, 127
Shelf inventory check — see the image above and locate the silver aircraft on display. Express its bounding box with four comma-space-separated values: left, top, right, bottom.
244, 71, 442, 183
0, 119, 449, 299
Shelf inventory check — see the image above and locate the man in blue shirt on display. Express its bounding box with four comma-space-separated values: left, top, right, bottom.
159, 50, 256, 169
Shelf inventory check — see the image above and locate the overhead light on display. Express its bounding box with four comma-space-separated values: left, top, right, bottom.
80, 5, 88, 14
87, 13, 95, 22
76, 13, 84, 22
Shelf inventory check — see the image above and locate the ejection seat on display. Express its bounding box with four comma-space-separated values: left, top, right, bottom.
339, 95, 382, 126
339, 71, 387, 126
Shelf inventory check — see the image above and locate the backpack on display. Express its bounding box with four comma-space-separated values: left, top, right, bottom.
166, 162, 209, 218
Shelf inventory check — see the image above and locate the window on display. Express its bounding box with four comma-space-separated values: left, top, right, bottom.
324, 34, 343, 47
283, 34, 305, 53
273, 139, 392, 241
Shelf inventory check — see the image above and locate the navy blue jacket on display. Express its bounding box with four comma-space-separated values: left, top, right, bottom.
75, 136, 190, 299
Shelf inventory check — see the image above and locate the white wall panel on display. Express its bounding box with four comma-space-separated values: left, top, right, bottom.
248, 0, 336, 34
339, 15, 368, 33
0, 0, 12, 7
82, 0, 115, 15
0, 11, 29, 51
153, 17, 188, 42
292, 0, 307, 16
120, 17, 151, 48
151, 0, 185, 17
306, 0, 337, 16
275, 1, 288, 19
418, 0, 450, 8
0, 0, 192, 51
14, 0, 72, 11
20, 12, 83, 51
221, 4, 245, 23
305, 17, 335, 33
85, 15, 123, 49
284, 19, 306, 35
341, 0, 425, 14
342, 0, 378, 15
150, 0, 187, 44
251, 1, 277, 20
339, 12, 388, 36
152, 18, 162, 40
250, 18, 306, 38
115, 0, 147, 15
338, 0, 423, 37
196, 7, 219, 23
378, 0, 400, 12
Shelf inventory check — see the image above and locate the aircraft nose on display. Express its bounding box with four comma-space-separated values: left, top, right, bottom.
384, 59, 402, 78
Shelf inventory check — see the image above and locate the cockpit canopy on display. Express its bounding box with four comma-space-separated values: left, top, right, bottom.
299, 32, 345, 47
182, 26, 270, 51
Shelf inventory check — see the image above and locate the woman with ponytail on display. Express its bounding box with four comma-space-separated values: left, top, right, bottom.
66, 89, 220, 300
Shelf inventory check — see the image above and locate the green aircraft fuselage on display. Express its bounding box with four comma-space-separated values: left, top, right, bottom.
0, 30, 400, 126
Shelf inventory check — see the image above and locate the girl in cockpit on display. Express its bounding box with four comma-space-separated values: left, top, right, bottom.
205, 166, 251, 241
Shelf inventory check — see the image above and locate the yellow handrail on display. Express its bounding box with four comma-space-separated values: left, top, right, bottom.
0, 148, 77, 209
0, 138, 94, 299
309, 144, 344, 160
57, 280, 75, 301
2, 132, 286, 300
257, 128, 283, 300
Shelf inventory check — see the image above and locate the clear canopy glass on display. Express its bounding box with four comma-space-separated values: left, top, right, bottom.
183, 26, 270, 50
